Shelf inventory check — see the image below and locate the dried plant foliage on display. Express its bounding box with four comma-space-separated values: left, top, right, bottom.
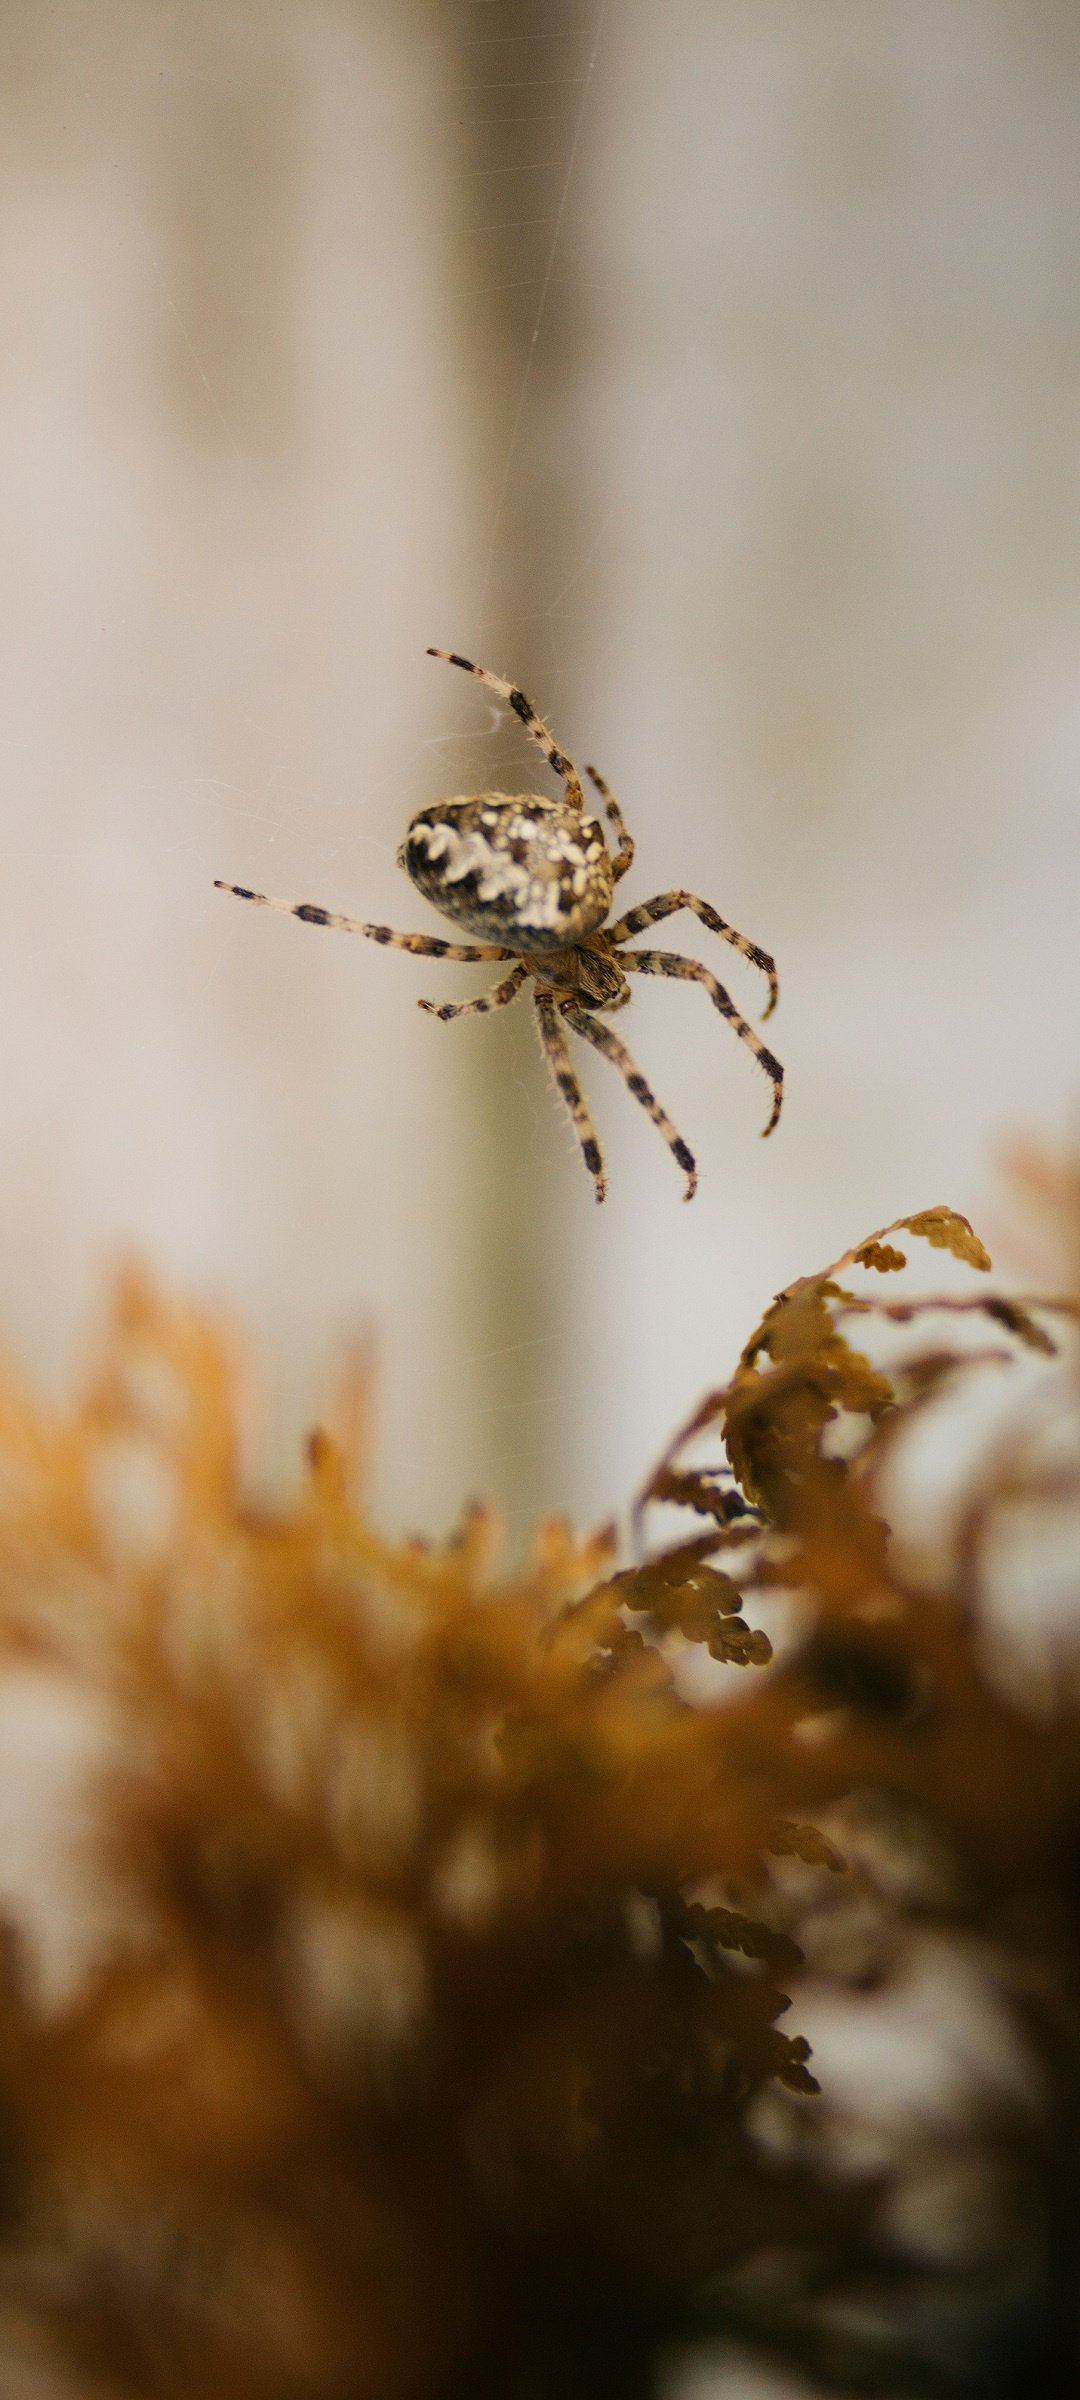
0, 1173, 1078, 2398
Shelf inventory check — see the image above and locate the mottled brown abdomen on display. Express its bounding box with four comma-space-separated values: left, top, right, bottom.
399, 793, 614, 950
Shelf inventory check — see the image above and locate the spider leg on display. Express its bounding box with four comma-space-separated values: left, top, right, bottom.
584, 764, 634, 881
622, 947, 783, 1136
534, 992, 606, 1202
418, 964, 528, 1022
214, 882, 512, 962
610, 891, 778, 1019
427, 648, 585, 811
561, 999, 696, 1200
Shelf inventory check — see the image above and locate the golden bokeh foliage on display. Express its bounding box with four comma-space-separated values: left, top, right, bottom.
0, 1169, 1078, 2396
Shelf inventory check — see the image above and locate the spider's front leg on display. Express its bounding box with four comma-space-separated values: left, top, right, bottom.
622, 948, 783, 1136
561, 1000, 697, 1199
214, 882, 513, 963
418, 965, 528, 1022
611, 890, 778, 1019
533, 993, 607, 1202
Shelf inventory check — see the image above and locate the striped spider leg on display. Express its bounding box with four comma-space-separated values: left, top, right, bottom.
621, 949, 783, 1136
533, 993, 607, 1203
611, 890, 779, 1019
418, 964, 529, 1023
584, 763, 635, 882
212, 881, 514, 966
560, 998, 697, 1199
426, 648, 585, 810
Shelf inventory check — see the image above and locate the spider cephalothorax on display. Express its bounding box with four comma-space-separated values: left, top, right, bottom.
216, 648, 783, 1201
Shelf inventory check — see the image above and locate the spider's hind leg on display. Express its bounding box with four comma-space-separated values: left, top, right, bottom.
584, 764, 634, 881
534, 993, 606, 1202
427, 647, 584, 811
561, 999, 697, 1200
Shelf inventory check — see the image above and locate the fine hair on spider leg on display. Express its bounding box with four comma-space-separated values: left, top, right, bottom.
534, 992, 607, 1202
610, 890, 778, 1019
427, 648, 585, 809
213, 881, 513, 964
622, 949, 783, 1136
584, 764, 635, 881
417, 965, 529, 1023
561, 999, 697, 1200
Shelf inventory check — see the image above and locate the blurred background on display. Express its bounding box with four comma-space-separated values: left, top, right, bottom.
0, 0, 1078, 1542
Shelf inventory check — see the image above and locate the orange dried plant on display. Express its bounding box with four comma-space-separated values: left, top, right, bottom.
0, 1175, 1077, 2397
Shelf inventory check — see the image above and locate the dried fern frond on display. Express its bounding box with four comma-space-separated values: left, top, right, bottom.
0, 1171, 1078, 2399
0, 1270, 826, 2400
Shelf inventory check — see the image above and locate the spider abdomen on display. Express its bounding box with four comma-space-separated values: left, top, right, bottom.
399, 793, 614, 949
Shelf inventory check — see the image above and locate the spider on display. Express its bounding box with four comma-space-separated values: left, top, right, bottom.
215, 649, 783, 1202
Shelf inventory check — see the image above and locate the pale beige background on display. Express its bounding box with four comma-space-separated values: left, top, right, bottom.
0, 0, 1077, 1548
